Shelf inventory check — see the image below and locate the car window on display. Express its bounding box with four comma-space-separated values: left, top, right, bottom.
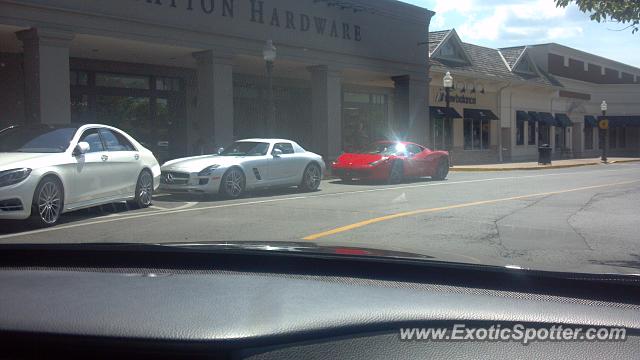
406, 144, 422, 155
274, 143, 295, 154
78, 129, 104, 153
0, 126, 77, 153
99, 129, 136, 151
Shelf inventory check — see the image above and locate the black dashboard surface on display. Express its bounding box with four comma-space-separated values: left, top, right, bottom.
1, 247, 639, 359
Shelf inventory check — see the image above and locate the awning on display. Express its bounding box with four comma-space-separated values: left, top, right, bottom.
555, 113, 573, 127
584, 115, 598, 127
598, 115, 640, 127
430, 106, 462, 119
538, 112, 556, 125
464, 108, 499, 120
527, 111, 540, 122
516, 110, 530, 122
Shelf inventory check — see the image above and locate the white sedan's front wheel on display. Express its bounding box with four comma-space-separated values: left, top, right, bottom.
30, 177, 63, 227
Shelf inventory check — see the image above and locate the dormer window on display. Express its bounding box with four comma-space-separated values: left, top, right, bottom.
434, 40, 470, 64
514, 56, 537, 76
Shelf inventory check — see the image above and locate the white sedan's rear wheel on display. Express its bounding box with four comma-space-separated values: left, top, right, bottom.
131, 170, 154, 208
221, 167, 246, 199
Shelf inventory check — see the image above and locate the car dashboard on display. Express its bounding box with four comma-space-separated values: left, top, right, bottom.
0, 246, 639, 359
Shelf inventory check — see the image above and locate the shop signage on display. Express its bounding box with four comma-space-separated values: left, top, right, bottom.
433, 88, 477, 105
137, 0, 363, 41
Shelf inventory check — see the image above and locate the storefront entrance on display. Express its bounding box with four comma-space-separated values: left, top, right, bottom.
70, 70, 187, 164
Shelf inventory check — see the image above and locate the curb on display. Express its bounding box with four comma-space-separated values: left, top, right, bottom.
450, 159, 640, 172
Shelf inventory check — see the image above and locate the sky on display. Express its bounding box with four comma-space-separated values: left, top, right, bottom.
401, 0, 640, 68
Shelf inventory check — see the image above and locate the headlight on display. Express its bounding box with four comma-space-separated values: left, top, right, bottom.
198, 165, 221, 177
369, 157, 389, 166
0, 168, 32, 187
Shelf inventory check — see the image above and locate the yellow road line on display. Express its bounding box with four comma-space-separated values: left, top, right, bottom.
303, 180, 639, 241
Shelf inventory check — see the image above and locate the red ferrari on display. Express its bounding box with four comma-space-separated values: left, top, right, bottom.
331, 141, 450, 183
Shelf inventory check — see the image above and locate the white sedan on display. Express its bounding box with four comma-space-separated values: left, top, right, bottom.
160, 139, 325, 198
0, 124, 160, 227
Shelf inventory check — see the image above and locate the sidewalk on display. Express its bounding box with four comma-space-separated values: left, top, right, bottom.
451, 157, 640, 172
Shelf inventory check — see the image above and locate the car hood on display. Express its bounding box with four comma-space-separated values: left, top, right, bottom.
0, 152, 63, 172
162, 155, 249, 172
335, 153, 384, 166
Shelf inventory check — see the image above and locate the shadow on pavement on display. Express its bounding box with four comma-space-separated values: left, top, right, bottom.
0, 202, 138, 236
158, 186, 318, 203
328, 177, 439, 186
588, 254, 640, 271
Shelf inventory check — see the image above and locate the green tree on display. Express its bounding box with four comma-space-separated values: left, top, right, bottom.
556, 0, 640, 33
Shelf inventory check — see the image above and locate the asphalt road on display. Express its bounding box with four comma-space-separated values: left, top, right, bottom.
2, 163, 640, 275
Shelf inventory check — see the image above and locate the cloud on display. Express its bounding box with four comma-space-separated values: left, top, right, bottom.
432, 0, 584, 43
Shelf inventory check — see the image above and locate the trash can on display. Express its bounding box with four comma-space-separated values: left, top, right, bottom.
538, 144, 552, 165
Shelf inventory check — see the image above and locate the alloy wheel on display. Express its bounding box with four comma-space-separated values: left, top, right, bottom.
304, 165, 321, 190
224, 169, 244, 197
138, 171, 153, 207
37, 181, 61, 225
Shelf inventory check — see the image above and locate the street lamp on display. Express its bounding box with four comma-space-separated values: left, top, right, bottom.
263, 39, 277, 137
600, 100, 608, 163
441, 71, 454, 150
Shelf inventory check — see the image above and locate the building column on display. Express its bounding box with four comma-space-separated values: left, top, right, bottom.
308, 65, 342, 160
392, 74, 429, 146
16, 28, 74, 125
193, 50, 234, 152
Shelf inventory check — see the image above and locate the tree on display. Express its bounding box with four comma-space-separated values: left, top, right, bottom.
555, 0, 640, 33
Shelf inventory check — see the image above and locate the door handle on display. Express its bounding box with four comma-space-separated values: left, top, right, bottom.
134, 153, 140, 160
101, 154, 109, 162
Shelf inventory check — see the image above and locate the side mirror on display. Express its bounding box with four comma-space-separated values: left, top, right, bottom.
73, 141, 90, 156
217, 147, 224, 155
408, 152, 416, 158
272, 148, 283, 157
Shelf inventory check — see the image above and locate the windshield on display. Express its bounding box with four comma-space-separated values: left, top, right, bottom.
219, 142, 270, 157
1, 0, 640, 278
365, 143, 407, 156
0, 126, 77, 153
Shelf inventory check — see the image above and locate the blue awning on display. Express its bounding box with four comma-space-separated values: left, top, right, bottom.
598, 115, 640, 127
584, 115, 597, 127
527, 111, 540, 122
464, 108, 499, 120
516, 110, 530, 122
430, 106, 462, 119
538, 112, 556, 125
555, 113, 572, 127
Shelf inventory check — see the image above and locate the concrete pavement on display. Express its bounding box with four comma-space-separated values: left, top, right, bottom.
451, 157, 640, 171
1, 162, 640, 275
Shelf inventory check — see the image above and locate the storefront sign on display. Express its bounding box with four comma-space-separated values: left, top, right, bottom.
433, 88, 477, 105
137, 0, 363, 41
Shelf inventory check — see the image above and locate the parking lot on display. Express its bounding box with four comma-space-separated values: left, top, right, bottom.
2, 163, 640, 275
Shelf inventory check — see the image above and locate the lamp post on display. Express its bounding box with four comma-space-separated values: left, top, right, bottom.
263, 40, 277, 137
600, 100, 608, 163
442, 71, 454, 150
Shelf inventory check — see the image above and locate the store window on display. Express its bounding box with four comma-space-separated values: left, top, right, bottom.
619, 127, 626, 148
528, 121, 536, 145
343, 91, 389, 152
96, 73, 150, 89
464, 117, 489, 150
70, 70, 89, 86
516, 119, 524, 145
156, 77, 183, 91
584, 124, 593, 150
